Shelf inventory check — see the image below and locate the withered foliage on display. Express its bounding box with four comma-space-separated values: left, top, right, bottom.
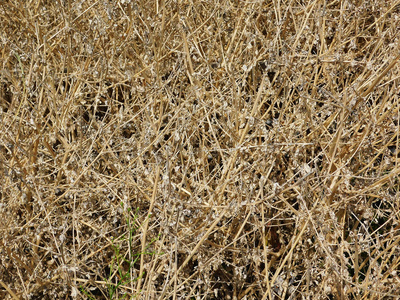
1, 0, 400, 299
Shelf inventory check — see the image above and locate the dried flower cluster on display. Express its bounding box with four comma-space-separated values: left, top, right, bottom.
1, 0, 400, 299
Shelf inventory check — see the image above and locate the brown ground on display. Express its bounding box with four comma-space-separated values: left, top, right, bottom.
1, 1, 400, 299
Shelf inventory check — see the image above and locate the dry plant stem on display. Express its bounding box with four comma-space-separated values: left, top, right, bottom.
136, 166, 160, 294
0, 280, 20, 300
99, 105, 184, 192
166, 227, 256, 297
326, 108, 346, 207
261, 214, 310, 300
336, 0, 400, 53
261, 203, 273, 300
3, 1, 400, 298
181, 28, 195, 86
143, 242, 164, 300
164, 77, 266, 296
226, 0, 249, 58
291, 0, 317, 51
361, 235, 400, 296
161, 207, 228, 298
173, 210, 179, 300
74, 277, 135, 292
359, 51, 400, 104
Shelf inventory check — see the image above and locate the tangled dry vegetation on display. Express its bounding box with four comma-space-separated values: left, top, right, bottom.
1, 0, 400, 299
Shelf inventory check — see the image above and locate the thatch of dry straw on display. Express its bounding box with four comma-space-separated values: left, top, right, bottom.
1, 1, 400, 299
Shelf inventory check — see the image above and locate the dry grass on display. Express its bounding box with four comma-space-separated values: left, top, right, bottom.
1, 0, 400, 299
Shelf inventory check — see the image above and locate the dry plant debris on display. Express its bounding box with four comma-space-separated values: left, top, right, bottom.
1, 0, 400, 299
